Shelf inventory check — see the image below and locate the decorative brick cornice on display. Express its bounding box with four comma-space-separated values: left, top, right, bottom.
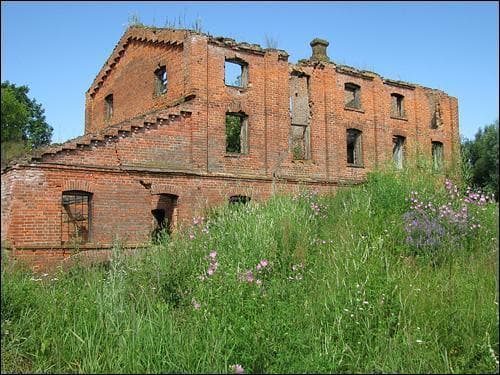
88, 27, 187, 97
2, 94, 195, 172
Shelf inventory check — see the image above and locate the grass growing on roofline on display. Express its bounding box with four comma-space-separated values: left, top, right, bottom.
1, 162, 498, 374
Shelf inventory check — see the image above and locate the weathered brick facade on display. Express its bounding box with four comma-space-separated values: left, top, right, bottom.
1, 27, 460, 270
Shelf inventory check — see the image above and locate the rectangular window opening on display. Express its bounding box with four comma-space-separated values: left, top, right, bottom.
226, 113, 248, 154
225, 60, 247, 88
345, 84, 361, 109
61, 191, 91, 245
291, 124, 310, 160
432, 141, 443, 170
155, 66, 167, 95
392, 136, 405, 169
347, 129, 362, 166
391, 94, 405, 118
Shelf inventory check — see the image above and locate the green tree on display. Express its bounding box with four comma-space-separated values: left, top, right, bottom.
1, 81, 53, 148
461, 120, 499, 198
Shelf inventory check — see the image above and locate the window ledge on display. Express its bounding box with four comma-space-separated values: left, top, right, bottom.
344, 106, 365, 113
390, 115, 408, 121
225, 84, 248, 92
225, 153, 248, 158
292, 159, 313, 164
153, 92, 167, 99
347, 163, 365, 168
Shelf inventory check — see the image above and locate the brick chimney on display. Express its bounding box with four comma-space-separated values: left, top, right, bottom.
310, 38, 330, 62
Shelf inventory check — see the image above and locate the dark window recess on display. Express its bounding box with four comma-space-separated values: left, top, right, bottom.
432, 141, 444, 170
430, 101, 441, 129
226, 113, 248, 154
229, 195, 251, 205
61, 191, 92, 244
152, 194, 178, 240
225, 59, 248, 88
344, 83, 361, 109
104, 94, 113, 121
391, 93, 405, 118
347, 129, 362, 165
154, 66, 167, 95
392, 135, 406, 169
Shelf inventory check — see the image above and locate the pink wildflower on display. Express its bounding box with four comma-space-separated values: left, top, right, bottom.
192, 299, 201, 310
209, 251, 217, 258
230, 364, 245, 374
260, 259, 268, 268
246, 271, 254, 283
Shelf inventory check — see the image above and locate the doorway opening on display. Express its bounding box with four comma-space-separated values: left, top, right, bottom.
151, 194, 178, 240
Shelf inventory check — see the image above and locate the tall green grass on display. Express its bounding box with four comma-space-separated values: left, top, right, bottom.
2, 166, 498, 374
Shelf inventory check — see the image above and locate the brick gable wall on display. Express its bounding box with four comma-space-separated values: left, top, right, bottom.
1, 28, 459, 270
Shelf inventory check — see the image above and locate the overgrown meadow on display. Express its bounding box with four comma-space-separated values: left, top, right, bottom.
2, 166, 499, 374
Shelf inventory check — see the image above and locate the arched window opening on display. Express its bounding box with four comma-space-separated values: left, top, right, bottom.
104, 94, 113, 121
154, 65, 167, 95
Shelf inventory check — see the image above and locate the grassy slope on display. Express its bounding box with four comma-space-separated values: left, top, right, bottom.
1, 166, 499, 374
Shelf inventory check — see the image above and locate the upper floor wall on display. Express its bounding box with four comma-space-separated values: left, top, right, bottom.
80, 27, 459, 180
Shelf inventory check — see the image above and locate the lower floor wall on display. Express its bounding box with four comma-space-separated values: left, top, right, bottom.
1, 165, 350, 271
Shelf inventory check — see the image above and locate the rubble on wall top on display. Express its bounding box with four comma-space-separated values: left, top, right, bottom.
208, 35, 289, 58
88, 26, 291, 97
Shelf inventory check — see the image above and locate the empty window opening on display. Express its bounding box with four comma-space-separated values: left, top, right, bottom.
104, 94, 113, 121
347, 129, 362, 166
344, 83, 361, 109
154, 65, 167, 95
61, 191, 92, 245
290, 71, 311, 160
229, 195, 251, 205
291, 124, 310, 160
392, 135, 406, 169
289, 72, 310, 126
430, 101, 441, 129
226, 113, 248, 154
225, 59, 248, 88
432, 141, 444, 170
152, 194, 178, 239
391, 93, 405, 118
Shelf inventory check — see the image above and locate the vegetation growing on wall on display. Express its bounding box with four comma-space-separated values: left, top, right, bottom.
2, 165, 498, 374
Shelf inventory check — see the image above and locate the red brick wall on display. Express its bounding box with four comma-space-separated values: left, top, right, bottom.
85, 40, 186, 133
1, 31, 460, 270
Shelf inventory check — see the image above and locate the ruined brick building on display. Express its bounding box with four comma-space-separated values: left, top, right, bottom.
1, 27, 460, 269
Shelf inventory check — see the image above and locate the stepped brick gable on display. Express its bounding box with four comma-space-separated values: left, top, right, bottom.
1, 26, 460, 270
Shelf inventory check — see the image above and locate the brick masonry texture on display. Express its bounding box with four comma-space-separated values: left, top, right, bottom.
1, 26, 460, 270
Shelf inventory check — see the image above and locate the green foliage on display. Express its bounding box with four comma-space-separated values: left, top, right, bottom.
1, 81, 53, 149
461, 120, 499, 198
225, 114, 242, 153
1, 166, 498, 374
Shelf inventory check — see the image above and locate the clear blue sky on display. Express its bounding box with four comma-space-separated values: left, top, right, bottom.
1, 1, 498, 143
